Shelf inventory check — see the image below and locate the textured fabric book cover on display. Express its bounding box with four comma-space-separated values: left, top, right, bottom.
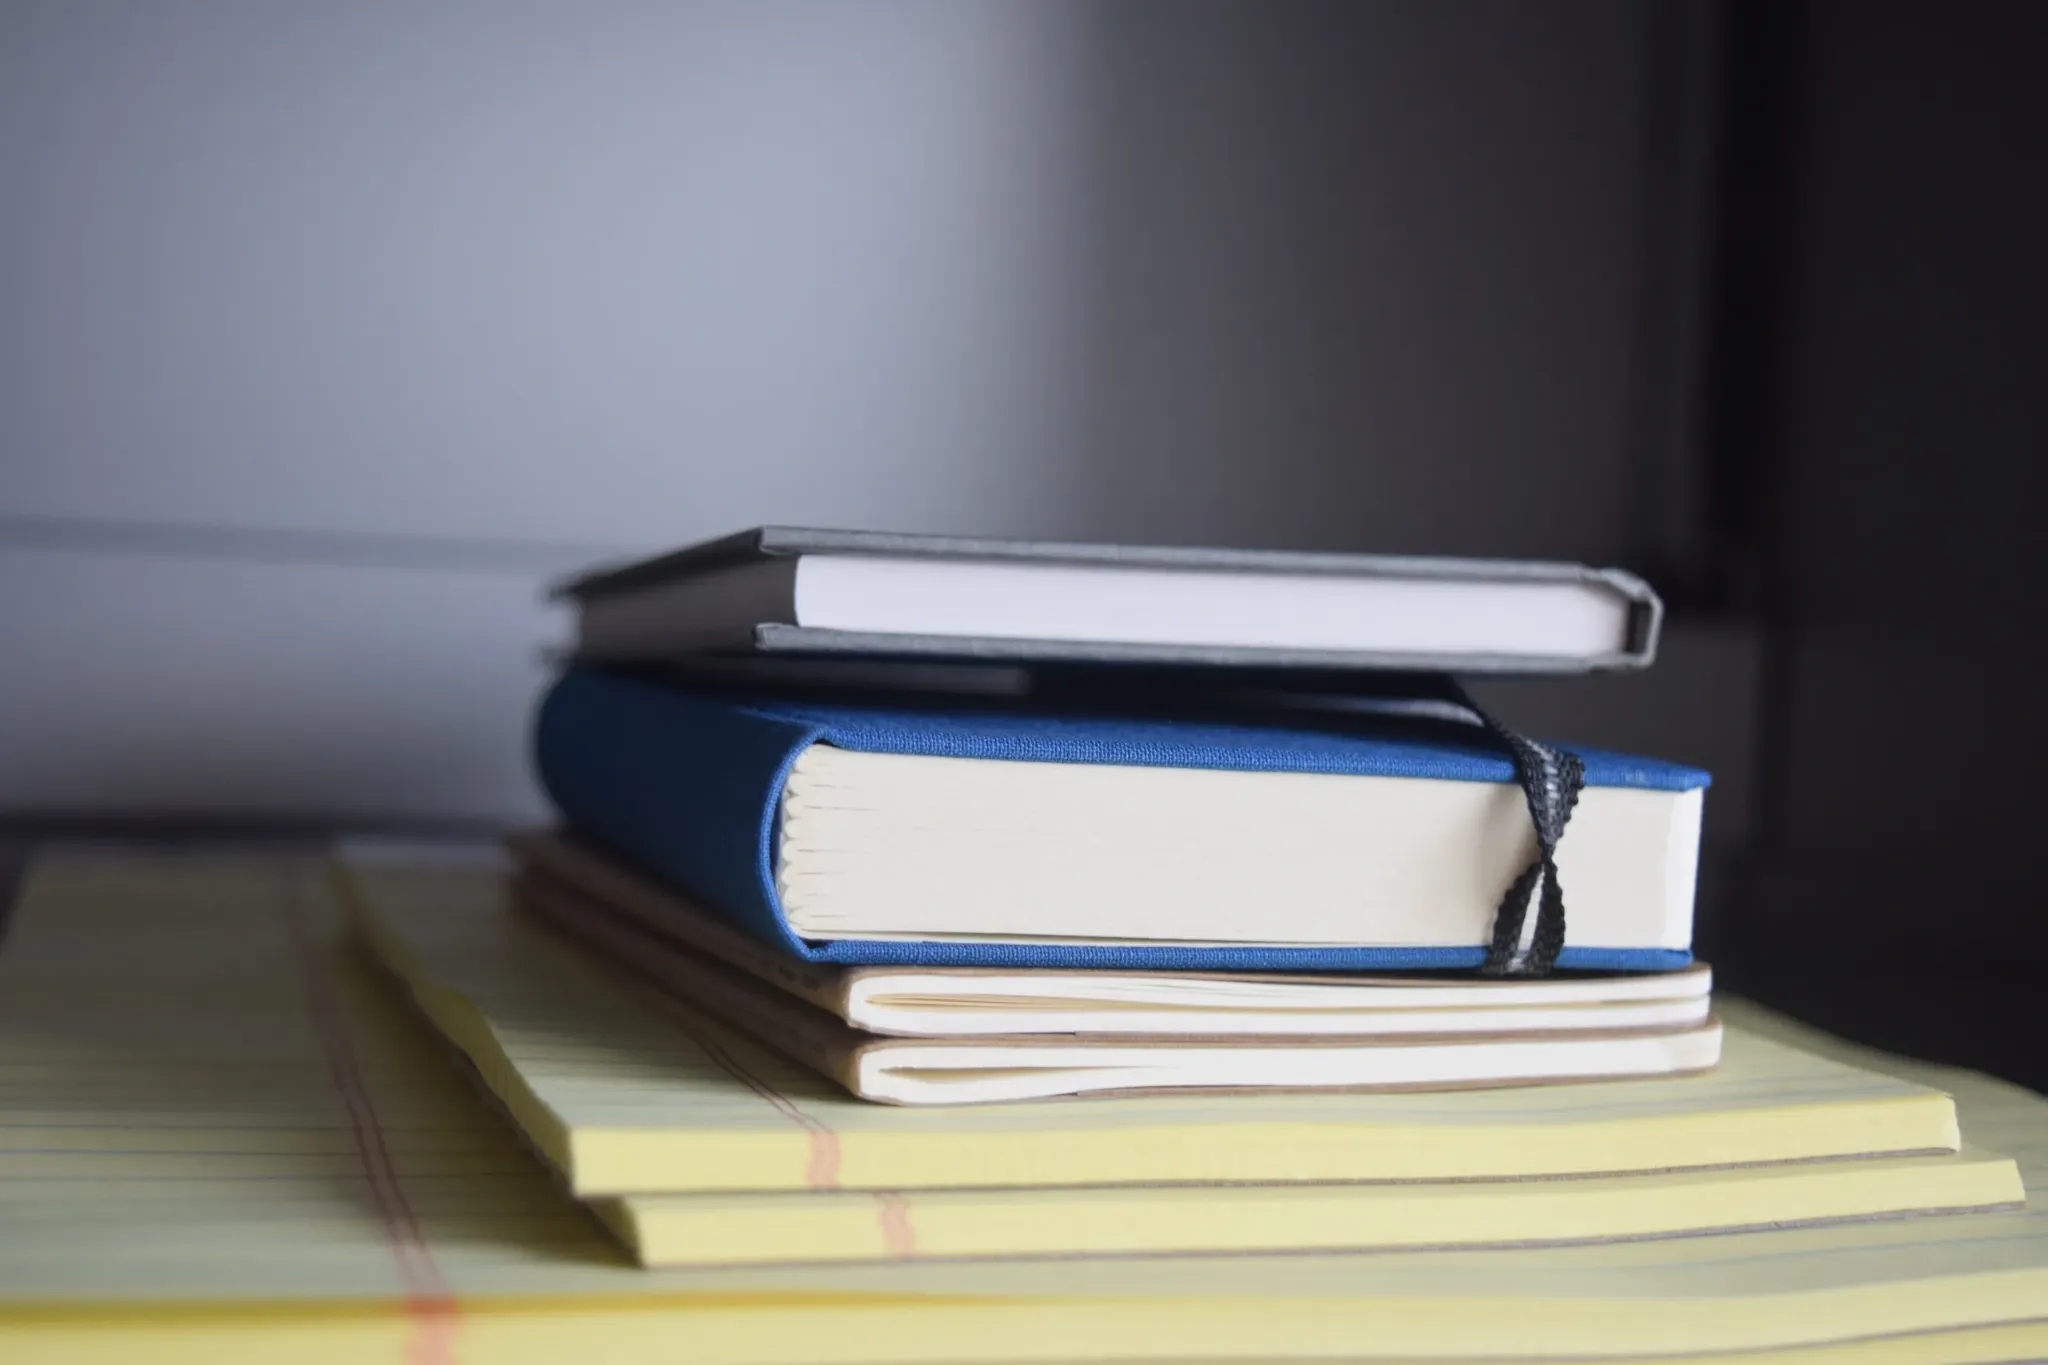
533, 667, 1709, 971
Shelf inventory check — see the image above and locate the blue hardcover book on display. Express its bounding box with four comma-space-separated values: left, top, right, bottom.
534, 667, 1708, 972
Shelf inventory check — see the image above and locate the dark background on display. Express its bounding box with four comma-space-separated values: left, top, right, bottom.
2, 0, 2042, 1087
1698, 0, 2048, 1089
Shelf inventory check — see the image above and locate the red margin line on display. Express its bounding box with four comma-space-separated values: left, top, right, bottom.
279, 872, 460, 1365
873, 1192, 917, 1258
653, 1000, 842, 1189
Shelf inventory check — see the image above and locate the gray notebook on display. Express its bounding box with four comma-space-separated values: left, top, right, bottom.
558, 527, 1662, 675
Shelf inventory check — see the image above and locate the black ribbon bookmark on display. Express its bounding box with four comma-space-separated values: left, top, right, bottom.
1441, 682, 1585, 977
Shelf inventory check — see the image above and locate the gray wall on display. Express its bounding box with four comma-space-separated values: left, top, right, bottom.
3, 1, 1738, 825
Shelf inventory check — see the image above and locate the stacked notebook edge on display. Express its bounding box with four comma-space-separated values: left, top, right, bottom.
499, 832, 1723, 1105
334, 856, 2027, 1271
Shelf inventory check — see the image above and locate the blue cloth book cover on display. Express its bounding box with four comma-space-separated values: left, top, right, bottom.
533, 667, 1708, 972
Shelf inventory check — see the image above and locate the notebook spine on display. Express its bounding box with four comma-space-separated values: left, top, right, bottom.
533, 668, 825, 959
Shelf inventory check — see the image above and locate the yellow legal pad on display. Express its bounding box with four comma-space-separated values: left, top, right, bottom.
0, 850, 2044, 1365
337, 860, 2022, 1264
340, 861, 1965, 1195
591, 1150, 2022, 1267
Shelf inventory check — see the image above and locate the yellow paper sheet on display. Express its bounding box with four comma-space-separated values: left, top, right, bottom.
594, 1149, 2023, 1267
0, 850, 2045, 1365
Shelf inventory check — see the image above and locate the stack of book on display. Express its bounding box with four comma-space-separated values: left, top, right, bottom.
329, 527, 2031, 1279
525, 527, 1724, 1104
